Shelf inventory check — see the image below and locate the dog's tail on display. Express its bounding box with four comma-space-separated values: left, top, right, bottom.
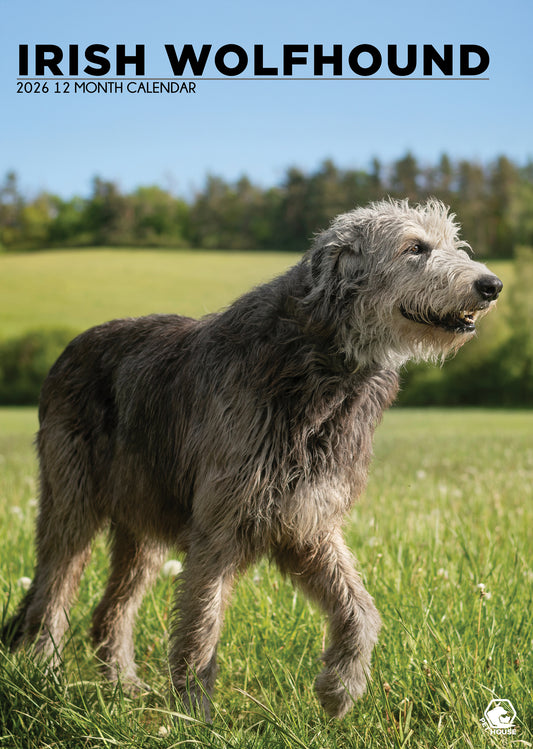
1, 586, 34, 650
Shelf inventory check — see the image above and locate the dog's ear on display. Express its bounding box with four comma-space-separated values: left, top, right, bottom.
310, 226, 366, 288
335, 236, 366, 281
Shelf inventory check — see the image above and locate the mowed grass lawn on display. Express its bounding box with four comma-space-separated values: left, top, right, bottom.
0, 250, 531, 747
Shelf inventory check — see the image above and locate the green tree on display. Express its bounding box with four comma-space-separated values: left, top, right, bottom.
48, 195, 88, 245
425, 153, 454, 198
369, 157, 382, 194
85, 177, 134, 245
0, 171, 25, 249
487, 156, 518, 257
498, 246, 533, 404
277, 167, 310, 250
507, 163, 533, 248
20, 193, 54, 247
132, 186, 189, 246
456, 160, 490, 256
389, 152, 420, 200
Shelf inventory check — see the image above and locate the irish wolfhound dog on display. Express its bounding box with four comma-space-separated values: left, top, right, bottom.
2, 199, 502, 719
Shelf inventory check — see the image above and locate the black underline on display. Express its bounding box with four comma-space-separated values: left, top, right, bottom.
17, 76, 490, 82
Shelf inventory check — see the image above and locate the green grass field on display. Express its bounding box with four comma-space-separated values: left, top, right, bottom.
0, 249, 300, 338
1, 408, 531, 748
0, 250, 531, 747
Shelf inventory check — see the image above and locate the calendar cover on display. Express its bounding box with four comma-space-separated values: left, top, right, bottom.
1, 1, 532, 746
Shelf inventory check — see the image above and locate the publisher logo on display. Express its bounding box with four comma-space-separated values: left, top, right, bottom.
480, 699, 517, 735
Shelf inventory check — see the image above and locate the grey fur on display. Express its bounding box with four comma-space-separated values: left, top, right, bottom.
2, 199, 502, 719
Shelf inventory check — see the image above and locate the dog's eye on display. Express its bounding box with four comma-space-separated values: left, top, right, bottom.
407, 243, 429, 256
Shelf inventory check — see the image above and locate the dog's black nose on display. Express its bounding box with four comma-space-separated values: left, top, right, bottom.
475, 275, 503, 301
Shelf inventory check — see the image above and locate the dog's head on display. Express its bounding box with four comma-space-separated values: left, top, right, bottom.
305, 198, 502, 368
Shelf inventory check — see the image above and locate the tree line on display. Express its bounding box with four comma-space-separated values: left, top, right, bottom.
1, 153, 533, 256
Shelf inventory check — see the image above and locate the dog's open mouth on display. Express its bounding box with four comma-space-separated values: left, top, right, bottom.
400, 306, 480, 333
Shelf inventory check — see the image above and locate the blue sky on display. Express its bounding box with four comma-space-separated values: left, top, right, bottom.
1, 0, 532, 199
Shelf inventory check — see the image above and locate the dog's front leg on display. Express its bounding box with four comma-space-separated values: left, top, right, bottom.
275, 530, 381, 718
168, 533, 236, 721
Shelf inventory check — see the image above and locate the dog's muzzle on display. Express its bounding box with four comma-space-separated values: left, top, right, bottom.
400, 273, 503, 334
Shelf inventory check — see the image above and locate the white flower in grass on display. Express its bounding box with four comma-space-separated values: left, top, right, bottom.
476, 582, 491, 598
161, 560, 183, 577
158, 725, 171, 737
10, 506, 24, 520
17, 576, 32, 591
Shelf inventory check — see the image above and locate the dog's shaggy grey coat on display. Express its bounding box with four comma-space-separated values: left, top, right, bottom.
2, 199, 502, 718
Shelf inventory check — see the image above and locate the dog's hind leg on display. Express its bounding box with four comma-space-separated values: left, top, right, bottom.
275, 530, 381, 718
91, 522, 165, 692
3, 469, 96, 665
168, 530, 238, 721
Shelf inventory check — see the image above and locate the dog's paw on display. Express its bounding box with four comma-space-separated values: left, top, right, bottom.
120, 674, 152, 697
315, 663, 367, 718
174, 686, 213, 723
97, 658, 150, 697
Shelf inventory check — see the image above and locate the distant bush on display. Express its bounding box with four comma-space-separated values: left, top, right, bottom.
0, 329, 76, 405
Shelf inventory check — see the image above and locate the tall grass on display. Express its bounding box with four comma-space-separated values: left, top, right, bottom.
1, 408, 531, 748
